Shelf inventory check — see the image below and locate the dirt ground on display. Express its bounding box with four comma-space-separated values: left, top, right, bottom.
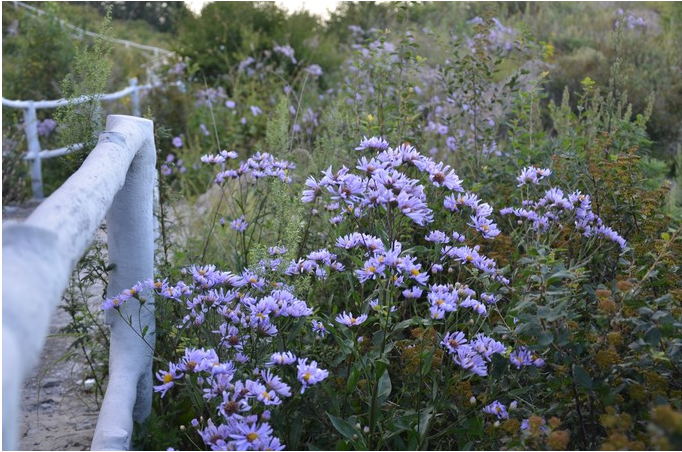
5, 203, 102, 450
18, 306, 100, 451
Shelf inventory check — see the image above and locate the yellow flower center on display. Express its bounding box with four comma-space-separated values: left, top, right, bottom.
466, 255, 473, 262
261, 391, 271, 400
368, 265, 376, 273
436, 299, 445, 306
246, 432, 259, 442
410, 268, 420, 276
303, 372, 312, 382
163, 373, 173, 383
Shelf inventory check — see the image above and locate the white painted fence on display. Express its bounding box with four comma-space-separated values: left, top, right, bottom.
3, 78, 154, 200
12, 1, 174, 58
2, 115, 157, 450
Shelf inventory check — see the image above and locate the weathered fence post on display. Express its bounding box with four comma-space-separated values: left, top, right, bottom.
2, 115, 156, 451
92, 115, 156, 450
23, 101, 44, 199
130, 78, 141, 117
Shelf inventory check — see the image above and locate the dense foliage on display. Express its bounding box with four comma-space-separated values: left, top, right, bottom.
3, 2, 682, 451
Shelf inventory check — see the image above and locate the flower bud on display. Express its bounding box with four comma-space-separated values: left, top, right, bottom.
469, 396, 476, 405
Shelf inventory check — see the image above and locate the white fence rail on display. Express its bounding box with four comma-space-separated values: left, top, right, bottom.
3, 78, 158, 199
2, 115, 157, 450
12, 1, 174, 57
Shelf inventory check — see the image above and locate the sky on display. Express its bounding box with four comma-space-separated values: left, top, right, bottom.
184, 0, 343, 20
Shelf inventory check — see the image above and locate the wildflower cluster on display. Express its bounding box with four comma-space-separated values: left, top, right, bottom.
103, 262, 331, 450
201, 151, 295, 184
440, 331, 505, 376
160, 153, 187, 177
501, 167, 627, 250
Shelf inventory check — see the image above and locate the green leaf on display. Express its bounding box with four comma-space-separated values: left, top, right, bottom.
377, 369, 392, 404
418, 407, 433, 437
538, 331, 554, 346
346, 364, 361, 394
326, 413, 357, 441
644, 326, 661, 346
573, 365, 593, 390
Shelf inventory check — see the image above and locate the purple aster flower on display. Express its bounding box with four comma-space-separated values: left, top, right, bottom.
468, 215, 501, 239
201, 153, 226, 164
451, 232, 466, 242
311, 320, 328, 337
177, 347, 219, 373
301, 176, 322, 203
246, 379, 282, 406
483, 400, 509, 419
402, 286, 423, 299
355, 258, 384, 283
225, 99, 236, 109
355, 136, 390, 152
197, 420, 233, 450
268, 351, 297, 366
425, 230, 450, 244
250, 105, 262, 116
153, 362, 183, 397
101, 295, 125, 310
480, 293, 499, 305
426, 161, 464, 191
172, 136, 183, 148
273, 44, 297, 63
428, 285, 458, 312
452, 344, 488, 376
268, 245, 287, 256
304, 64, 323, 76
335, 311, 368, 327
37, 118, 57, 137
231, 216, 249, 232
216, 323, 247, 350
431, 263, 444, 273
460, 297, 488, 316
229, 420, 275, 450
441, 331, 467, 353
516, 166, 551, 186
260, 369, 292, 398
160, 164, 172, 176
296, 358, 329, 393
471, 334, 505, 361
510, 347, 535, 369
